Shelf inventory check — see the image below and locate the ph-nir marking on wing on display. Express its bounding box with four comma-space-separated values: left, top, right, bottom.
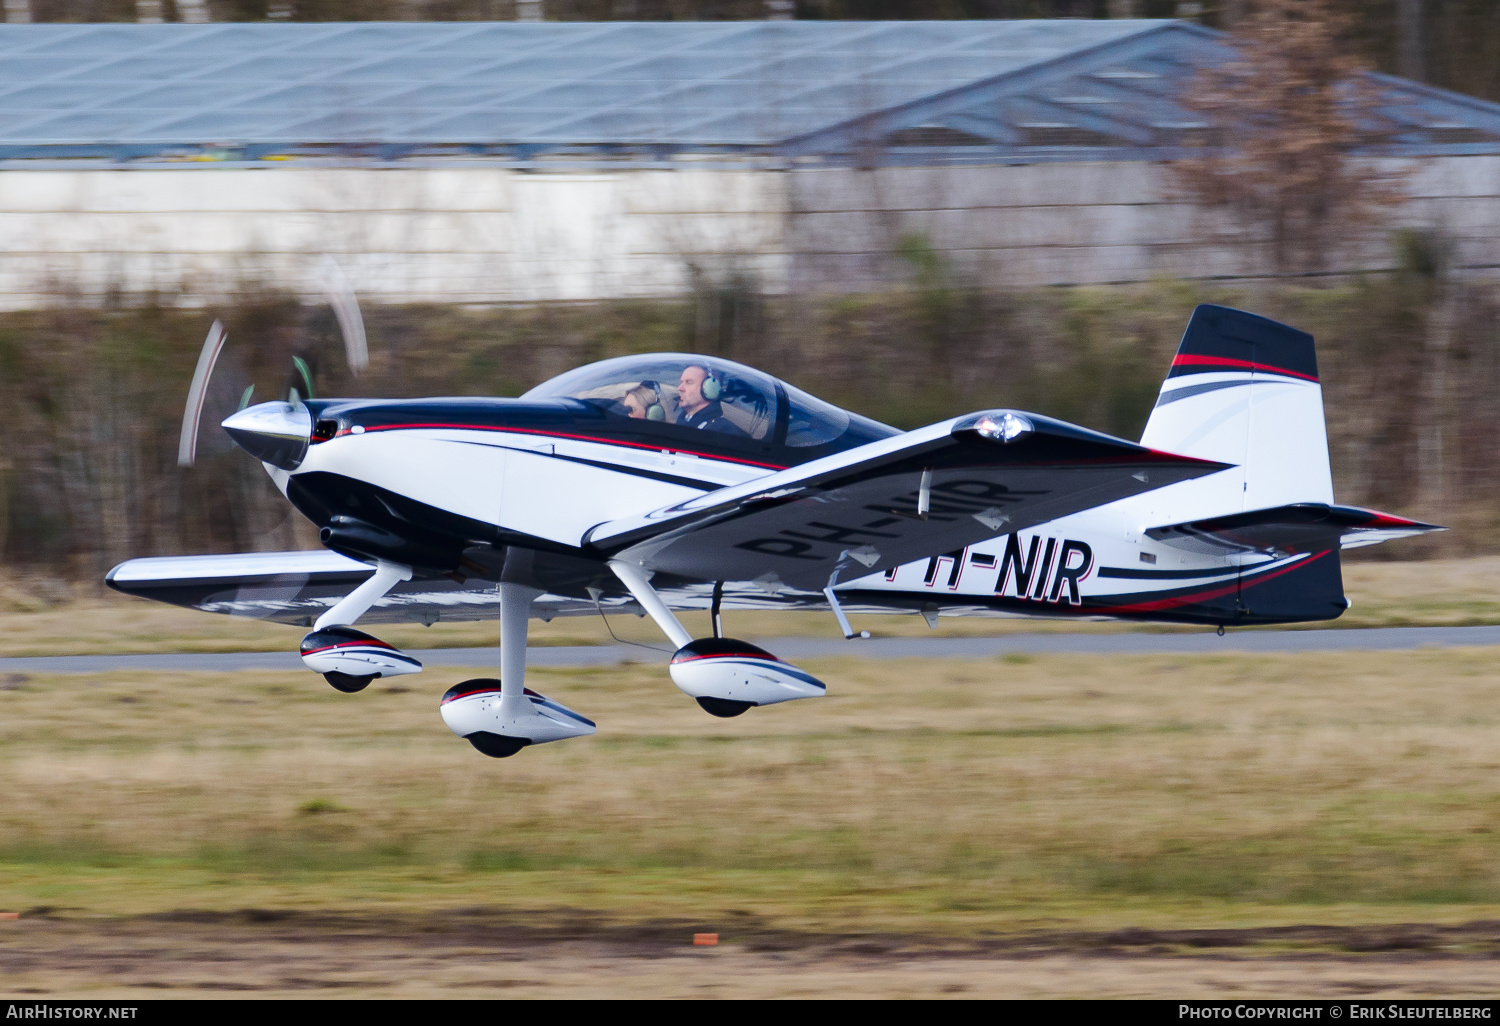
732, 478, 1050, 561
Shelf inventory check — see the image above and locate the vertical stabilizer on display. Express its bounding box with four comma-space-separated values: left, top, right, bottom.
1139, 305, 1333, 519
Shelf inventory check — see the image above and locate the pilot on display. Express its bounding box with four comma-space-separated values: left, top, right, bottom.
676, 364, 746, 436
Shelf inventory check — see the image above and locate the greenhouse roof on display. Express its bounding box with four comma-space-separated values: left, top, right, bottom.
0, 19, 1496, 168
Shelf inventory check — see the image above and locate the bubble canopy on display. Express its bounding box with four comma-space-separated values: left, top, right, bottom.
522, 353, 897, 458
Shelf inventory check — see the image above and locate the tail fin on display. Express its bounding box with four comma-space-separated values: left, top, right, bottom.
1140, 304, 1333, 516
1133, 306, 1441, 626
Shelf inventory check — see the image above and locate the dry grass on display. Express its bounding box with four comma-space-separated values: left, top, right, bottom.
2, 648, 1500, 932
5, 646, 1500, 996
4, 556, 1500, 658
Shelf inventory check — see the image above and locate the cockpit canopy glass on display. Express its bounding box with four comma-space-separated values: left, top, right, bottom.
522, 354, 778, 441
782, 382, 851, 448
522, 353, 898, 457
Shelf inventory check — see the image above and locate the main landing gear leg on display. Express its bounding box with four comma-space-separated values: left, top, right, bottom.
299, 560, 423, 692
439, 583, 596, 758
608, 560, 827, 719
314, 560, 412, 630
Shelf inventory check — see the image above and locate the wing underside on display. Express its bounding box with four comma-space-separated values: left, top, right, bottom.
106, 550, 972, 626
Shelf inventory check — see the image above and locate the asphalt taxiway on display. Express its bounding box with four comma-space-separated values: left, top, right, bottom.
5, 624, 1500, 674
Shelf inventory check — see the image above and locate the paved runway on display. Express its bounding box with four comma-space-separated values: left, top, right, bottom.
5, 624, 1500, 674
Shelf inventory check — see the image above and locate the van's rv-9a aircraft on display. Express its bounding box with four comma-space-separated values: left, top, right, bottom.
109, 304, 1441, 758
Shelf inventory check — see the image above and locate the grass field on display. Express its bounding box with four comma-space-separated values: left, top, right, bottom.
3, 640, 1500, 996
4, 556, 1500, 658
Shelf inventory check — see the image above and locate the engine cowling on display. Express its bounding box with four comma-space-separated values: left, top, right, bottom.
668, 638, 826, 715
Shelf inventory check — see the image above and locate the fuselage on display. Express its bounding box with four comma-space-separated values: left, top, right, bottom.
252, 391, 1342, 630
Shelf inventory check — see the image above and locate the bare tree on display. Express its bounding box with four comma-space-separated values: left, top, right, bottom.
1398, 0, 1424, 81
1169, 0, 1407, 275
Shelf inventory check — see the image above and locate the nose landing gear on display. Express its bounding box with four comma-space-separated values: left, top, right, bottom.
438, 585, 598, 758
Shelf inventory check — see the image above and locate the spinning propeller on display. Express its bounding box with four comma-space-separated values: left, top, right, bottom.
177, 257, 369, 467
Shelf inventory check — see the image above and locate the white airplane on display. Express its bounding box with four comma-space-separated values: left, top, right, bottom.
109, 304, 1439, 758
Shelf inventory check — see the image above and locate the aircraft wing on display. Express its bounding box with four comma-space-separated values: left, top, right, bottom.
1146, 503, 1444, 556
587, 410, 1230, 589
105, 550, 625, 626
105, 550, 937, 625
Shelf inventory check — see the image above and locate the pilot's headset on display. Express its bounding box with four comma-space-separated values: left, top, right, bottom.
699, 369, 721, 402
636, 381, 667, 421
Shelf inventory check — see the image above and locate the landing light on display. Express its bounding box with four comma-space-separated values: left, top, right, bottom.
969, 411, 1032, 443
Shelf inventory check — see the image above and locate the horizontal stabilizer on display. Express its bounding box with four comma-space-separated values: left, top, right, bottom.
1146, 503, 1443, 557
589, 409, 1229, 589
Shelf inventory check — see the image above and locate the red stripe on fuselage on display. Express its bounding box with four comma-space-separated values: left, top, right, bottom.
1171, 355, 1319, 382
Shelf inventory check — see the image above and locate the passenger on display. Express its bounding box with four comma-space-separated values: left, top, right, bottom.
676, 364, 747, 436
620, 383, 660, 420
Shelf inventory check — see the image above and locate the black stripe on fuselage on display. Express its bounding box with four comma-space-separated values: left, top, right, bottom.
450, 439, 722, 491
1097, 564, 1250, 580
836, 551, 1335, 627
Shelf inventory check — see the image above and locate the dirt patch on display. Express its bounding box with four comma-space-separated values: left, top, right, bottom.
101, 907, 1500, 957
3, 909, 1500, 998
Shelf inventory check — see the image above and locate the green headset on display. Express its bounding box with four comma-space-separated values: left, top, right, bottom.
638, 380, 668, 421
684, 364, 722, 402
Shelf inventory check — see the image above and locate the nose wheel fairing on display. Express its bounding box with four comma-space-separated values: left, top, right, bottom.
437, 582, 598, 756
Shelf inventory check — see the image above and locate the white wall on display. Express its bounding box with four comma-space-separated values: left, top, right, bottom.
0, 156, 1495, 308
0, 166, 791, 308
786, 157, 1500, 289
